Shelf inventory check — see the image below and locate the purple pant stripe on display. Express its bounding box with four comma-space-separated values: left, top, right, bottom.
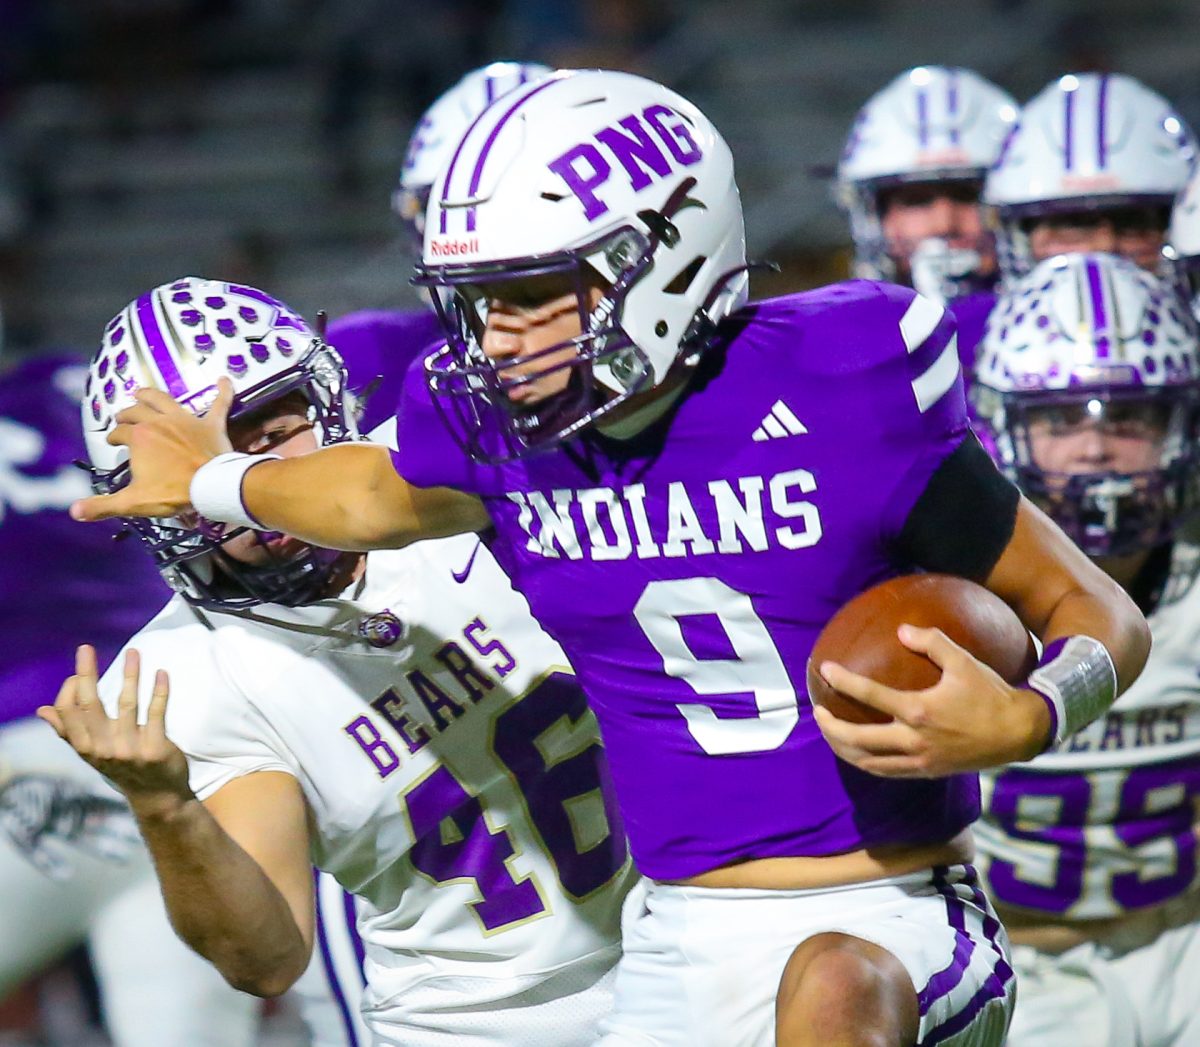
920, 969, 1011, 1047
135, 292, 187, 398
919, 866, 1014, 1045
316, 880, 362, 1047
918, 867, 971, 1017
341, 888, 367, 987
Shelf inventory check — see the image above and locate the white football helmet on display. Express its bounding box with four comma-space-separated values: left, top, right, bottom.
837, 66, 1017, 293
1164, 162, 1200, 319
83, 277, 358, 608
393, 61, 553, 245
413, 69, 748, 463
985, 73, 1197, 279
974, 253, 1200, 554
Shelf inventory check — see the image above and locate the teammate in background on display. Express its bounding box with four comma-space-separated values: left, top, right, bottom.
45, 278, 633, 1047
837, 66, 1017, 363
0, 352, 262, 1046
985, 73, 1196, 282
329, 60, 553, 434
72, 72, 1152, 1046
1164, 161, 1200, 321
971, 252, 1200, 1046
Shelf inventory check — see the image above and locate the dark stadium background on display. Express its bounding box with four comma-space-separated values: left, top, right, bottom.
0, 0, 1194, 1042
0, 0, 1194, 360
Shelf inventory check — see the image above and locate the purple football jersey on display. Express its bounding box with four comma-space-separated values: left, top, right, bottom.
326, 309, 443, 436
394, 282, 980, 880
0, 355, 168, 724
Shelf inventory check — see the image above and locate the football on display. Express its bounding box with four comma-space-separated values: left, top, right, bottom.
806, 574, 1039, 724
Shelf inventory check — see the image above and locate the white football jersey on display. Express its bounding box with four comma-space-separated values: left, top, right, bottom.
977, 541, 1200, 920
97, 534, 634, 1002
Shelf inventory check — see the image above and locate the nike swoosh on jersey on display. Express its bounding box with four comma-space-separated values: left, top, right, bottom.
451, 540, 482, 583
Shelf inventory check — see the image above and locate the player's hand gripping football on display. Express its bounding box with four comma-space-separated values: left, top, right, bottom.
38, 646, 194, 818
71, 377, 235, 522
813, 625, 1051, 778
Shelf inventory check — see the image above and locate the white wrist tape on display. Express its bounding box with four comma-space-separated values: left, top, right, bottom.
1022, 635, 1117, 749
189, 452, 281, 530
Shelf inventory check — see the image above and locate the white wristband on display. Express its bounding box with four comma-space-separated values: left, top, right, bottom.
1022, 635, 1118, 748
189, 452, 281, 530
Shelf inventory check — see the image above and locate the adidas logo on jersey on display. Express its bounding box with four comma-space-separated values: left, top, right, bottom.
752, 400, 807, 442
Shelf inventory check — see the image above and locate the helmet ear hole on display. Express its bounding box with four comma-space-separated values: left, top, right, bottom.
664, 256, 706, 296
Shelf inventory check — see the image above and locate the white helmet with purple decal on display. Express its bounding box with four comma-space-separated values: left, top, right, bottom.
82, 277, 359, 608
837, 66, 1017, 289
413, 68, 747, 463
1165, 162, 1200, 319
974, 252, 1200, 554
393, 62, 553, 245
985, 73, 1197, 279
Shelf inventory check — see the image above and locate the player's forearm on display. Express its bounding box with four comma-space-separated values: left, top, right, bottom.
130, 793, 308, 997
1031, 579, 1150, 694
238, 442, 412, 550
239, 442, 487, 551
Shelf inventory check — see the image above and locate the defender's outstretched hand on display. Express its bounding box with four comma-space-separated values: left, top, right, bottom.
71, 378, 235, 522
813, 624, 1051, 778
38, 646, 193, 817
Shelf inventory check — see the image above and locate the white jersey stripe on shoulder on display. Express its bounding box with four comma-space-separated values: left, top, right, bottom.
911, 334, 960, 414
899, 294, 945, 354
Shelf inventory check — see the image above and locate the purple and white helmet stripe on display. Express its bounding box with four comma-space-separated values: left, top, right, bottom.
985, 73, 1197, 279
836, 66, 1017, 285
439, 73, 568, 236
978, 253, 1197, 391
394, 61, 553, 241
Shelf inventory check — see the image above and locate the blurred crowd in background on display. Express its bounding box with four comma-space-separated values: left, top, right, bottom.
0, 0, 1195, 359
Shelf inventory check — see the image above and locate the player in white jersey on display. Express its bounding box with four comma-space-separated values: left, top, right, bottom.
41, 278, 633, 1046
972, 253, 1200, 1046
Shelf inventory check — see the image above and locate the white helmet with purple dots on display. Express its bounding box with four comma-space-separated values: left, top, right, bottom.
973, 252, 1200, 555
82, 276, 358, 608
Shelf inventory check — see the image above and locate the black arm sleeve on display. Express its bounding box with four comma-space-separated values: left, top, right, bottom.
893, 431, 1020, 582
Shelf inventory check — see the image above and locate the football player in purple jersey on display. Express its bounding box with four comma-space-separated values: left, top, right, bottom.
0, 352, 263, 1046
71, 71, 1152, 1046
972, 253, 1200, 1046
986, 73, 1196, 282
837, 66, 1017, 370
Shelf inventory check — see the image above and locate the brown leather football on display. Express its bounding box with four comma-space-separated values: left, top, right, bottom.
806, 574, 1039, 724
